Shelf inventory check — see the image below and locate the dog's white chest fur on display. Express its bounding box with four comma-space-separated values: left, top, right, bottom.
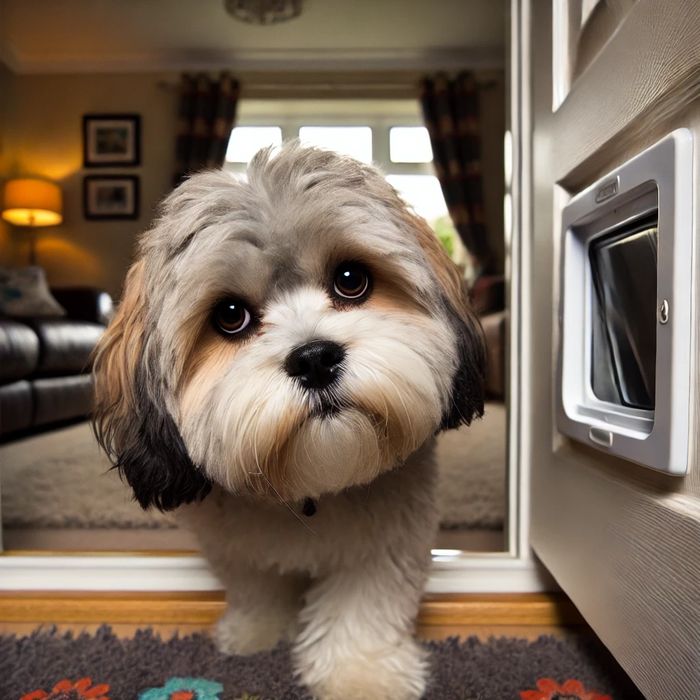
178, 440, 438, 578
176, 442, 440, 700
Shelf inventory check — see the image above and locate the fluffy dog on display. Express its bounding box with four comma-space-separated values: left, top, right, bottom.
93, 142, 485, 700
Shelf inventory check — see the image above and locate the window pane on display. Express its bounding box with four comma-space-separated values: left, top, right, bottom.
389, 126, 433, 163
299, 126, 372, 163
226, 126, 282, 163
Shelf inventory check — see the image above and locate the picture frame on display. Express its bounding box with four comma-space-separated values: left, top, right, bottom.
83, 175, 140, 220
83, 114, 141, 167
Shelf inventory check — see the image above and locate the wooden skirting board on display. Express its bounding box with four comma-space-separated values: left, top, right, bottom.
0, 591, 583, 640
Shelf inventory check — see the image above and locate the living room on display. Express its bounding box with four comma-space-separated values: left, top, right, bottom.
0, 0, 509, 556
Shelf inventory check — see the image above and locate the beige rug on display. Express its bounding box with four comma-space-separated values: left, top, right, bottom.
0, 403, 505, 532
0, 424, 176, 530
434, 402, 506, 530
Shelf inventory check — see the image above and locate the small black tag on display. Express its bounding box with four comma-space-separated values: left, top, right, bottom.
302, 498, 317, 517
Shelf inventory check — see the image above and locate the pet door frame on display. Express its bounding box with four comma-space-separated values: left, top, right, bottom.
556, 129, 693, 475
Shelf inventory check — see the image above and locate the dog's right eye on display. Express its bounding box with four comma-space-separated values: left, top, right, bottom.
212, 299, 252, 336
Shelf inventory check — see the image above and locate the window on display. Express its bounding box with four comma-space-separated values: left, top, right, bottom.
224, 100, 468, 273
299, 126, 373, 163
226, 126, 282, 163
389, 126, 433, 163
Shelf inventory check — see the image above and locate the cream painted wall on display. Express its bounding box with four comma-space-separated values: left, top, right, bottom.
2, 70, 178, 298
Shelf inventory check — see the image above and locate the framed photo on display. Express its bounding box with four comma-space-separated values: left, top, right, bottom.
83, 175, 140, 220
83, 114, 141, 167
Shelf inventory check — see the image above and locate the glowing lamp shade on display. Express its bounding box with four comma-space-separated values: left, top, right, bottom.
2, 178, 63, 227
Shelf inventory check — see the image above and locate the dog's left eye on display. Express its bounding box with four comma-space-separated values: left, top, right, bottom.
212, 299, 252, 335
333, 262, 371, 301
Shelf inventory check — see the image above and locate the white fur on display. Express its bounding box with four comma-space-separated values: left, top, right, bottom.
178, 442, 438, 700
96, 143, 482, 700
179, 286, 453, 500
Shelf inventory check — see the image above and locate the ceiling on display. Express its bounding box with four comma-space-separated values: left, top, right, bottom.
0, 0, 506, 73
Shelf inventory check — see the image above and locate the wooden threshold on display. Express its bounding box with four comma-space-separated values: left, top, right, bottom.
420, 593, 582, 627
0, 591, 583, 628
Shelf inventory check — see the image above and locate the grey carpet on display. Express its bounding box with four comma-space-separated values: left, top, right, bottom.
0, 423, 176, 530
434, 402, 506, 530
0, 403, 506, 532
0, 626, 644, 700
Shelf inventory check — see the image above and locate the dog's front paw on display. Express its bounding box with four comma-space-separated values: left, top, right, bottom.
297, 639, 429, 700
215, 606, 293, 655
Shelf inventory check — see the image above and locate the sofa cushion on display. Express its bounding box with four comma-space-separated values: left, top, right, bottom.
52, 287, 114, 326
29, 319, 104, 375
0, 320, 40, 382
33, 374, 93, 427
0, 380, 33, 436
0, 266, 66, 317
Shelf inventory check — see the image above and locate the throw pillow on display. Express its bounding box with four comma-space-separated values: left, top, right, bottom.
0, 266, 66, 317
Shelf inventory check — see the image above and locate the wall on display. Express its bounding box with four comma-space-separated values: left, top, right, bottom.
3, 69, 505, 299
3, 71, 178, 299
0, 61, 16, 264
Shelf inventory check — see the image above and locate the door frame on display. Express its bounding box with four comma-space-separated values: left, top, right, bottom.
0, 0, 550, 593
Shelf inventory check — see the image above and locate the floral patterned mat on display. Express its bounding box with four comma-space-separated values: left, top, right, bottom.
2, 626, 644, 700
20, 674, 614, 700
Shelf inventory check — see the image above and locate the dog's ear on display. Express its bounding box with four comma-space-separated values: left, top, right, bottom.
407, 212, 486, 430
92, 260, 211, 510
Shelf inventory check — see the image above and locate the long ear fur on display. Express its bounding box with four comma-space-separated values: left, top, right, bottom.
92, 260, 211, 510
406, 211, 487, 430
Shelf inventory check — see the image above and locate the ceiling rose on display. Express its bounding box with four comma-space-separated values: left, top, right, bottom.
224, 0, 303, 25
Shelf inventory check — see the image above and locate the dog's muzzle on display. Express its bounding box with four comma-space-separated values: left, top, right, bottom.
284, 339, 346, 390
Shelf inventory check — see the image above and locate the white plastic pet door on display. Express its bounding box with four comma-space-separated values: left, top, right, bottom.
556, 129, 693, 475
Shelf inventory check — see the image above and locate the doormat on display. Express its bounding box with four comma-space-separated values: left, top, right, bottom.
0, 626, 644, 700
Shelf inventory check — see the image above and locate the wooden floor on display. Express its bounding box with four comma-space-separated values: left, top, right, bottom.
0, 592, 585, 642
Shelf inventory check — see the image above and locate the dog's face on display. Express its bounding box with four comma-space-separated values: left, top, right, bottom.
93, 143, 485, 510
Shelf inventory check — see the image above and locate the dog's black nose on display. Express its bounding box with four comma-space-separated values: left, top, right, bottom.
285, 340, 346, 390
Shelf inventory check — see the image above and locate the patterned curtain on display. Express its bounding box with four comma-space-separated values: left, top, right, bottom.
174, 72, 240, 185
420, 72, 495, 276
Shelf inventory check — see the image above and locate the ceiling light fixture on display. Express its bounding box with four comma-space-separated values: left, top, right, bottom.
224, 0, 302, 25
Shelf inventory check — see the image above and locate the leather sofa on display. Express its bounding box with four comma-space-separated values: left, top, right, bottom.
0, 287, 113, 439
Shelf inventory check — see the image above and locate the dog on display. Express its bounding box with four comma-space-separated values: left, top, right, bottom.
93, 141, 485, 700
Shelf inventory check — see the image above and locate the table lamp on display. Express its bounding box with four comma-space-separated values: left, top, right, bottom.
2, 178, 63, 265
